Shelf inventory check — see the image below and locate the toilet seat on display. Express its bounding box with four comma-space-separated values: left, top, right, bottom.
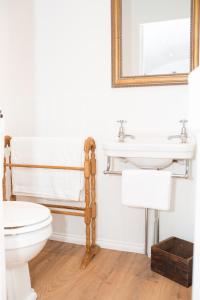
3, 201, 52, 235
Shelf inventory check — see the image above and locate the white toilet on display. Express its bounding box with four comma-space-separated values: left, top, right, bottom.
3, 201, 52, 300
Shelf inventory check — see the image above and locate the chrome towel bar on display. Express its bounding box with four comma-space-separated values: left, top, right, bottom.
103, 157, 190, 179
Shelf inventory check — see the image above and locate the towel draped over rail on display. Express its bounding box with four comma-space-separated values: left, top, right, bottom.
3, 136, 99, 269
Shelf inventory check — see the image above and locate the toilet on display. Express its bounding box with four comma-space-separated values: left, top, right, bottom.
3, 201, 52, 300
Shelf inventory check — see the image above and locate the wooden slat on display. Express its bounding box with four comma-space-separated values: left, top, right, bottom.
5, 163, 84, 171
3, 157, 6, 200
44, 203, 85, 211
50, 209, 84, 217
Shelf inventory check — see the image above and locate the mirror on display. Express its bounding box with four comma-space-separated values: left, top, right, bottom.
111, 0, 200, 87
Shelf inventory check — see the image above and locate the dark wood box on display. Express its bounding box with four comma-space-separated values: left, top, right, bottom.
151, 237, 193, 287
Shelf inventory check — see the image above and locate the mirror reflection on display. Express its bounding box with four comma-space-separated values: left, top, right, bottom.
122, 0, 191, 77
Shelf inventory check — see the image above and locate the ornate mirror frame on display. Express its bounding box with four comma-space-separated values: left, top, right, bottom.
111, 0, 200, 87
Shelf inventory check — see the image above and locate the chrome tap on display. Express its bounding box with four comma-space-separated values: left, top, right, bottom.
180, 119, 188, 143
117, 120, 135, 142
168, 119, 188, 143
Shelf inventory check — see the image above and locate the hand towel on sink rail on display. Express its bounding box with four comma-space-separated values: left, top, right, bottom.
121, 169, 172, 210
10, 137, 84, 201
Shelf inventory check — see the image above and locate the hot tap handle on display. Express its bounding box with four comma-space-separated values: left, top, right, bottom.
179, 119, 188, 127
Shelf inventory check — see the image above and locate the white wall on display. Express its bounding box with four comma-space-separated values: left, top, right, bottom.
1, 0, 196, 253
0, 0, 36, 135
0, 119, 6, 299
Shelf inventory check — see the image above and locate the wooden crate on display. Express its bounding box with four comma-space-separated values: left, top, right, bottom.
151, 237, 193, 287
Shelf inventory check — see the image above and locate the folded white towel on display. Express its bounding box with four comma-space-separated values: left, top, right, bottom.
121, 169, 172, 210
11, 137, 85, 201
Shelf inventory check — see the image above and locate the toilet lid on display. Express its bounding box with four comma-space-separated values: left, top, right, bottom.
3, 201, 51, 228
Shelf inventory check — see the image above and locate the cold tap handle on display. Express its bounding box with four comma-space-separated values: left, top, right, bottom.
117, 120, 127, 126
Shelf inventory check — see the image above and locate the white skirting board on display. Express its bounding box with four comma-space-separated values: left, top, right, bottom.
50, 232, 144, 254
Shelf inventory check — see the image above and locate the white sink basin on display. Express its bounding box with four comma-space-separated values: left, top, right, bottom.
103, 134, 195, 169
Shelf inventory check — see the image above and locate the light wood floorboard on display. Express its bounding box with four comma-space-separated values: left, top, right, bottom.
29, 240, 192, 300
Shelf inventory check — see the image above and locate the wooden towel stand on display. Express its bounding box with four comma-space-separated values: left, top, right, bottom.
3, 135, 100, 269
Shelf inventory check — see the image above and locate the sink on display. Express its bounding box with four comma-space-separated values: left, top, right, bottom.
103, 134, 195, 169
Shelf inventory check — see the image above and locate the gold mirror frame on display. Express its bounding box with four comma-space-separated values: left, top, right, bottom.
111, 0, 200, 87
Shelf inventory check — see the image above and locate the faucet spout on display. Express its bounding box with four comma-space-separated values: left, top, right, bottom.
124, 134, 135, 140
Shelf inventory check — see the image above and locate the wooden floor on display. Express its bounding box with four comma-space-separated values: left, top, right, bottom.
29, 240, 192, 300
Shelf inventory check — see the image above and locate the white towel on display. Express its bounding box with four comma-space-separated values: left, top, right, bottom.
121, 169, 172, 210
11, 137, 85, 202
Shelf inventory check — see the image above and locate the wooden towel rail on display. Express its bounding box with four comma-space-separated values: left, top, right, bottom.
3, 135, 99, 269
